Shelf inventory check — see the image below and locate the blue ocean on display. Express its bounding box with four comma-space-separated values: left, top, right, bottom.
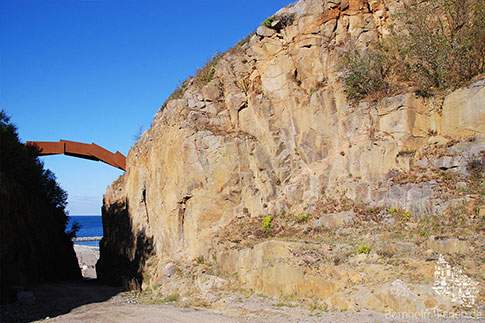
67, 215, 103, 247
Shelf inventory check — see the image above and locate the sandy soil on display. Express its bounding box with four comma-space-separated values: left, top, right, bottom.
1, 245, 477, 322
1, 243, 475, 322
44, 302, 393, 323
0, 280, 473, 323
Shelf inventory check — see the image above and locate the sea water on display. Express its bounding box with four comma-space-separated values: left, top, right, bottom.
67, 215, 103, 247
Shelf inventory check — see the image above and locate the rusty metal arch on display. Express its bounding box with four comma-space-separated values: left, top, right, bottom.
26, 140, 126, 171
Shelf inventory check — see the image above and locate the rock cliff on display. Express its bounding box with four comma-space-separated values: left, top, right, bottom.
98, 0, 484, 314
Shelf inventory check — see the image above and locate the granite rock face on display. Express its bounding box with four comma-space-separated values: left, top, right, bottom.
98, 0, 484, 313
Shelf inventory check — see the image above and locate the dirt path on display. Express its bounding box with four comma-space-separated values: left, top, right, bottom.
1, 280, 470, 322
46, 302, 257, 323
43, 302, 392, 323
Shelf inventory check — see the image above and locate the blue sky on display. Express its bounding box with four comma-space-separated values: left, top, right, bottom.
1, 0, 292, 215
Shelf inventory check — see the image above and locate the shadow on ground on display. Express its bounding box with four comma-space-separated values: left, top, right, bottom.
0, 279, 122, 323
0, 198, 155, 322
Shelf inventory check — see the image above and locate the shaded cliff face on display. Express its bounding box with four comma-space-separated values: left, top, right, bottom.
99, 0, 484, 310
0, 112, 81, 302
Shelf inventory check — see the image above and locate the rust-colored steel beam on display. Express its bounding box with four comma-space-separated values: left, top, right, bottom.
27, 141, 65, 155
26, 140, 126, 171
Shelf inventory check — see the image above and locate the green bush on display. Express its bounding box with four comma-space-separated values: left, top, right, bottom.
160, 79, 190, 110
388, 207, 398, 214
262, 215, 273, 234
193, 53, 222, 89
262, 14, 295, 29
340, 0, 485, 100
262, 17, 275, 28
295, 213, 309, 223
340, 49, 390, 100
357, 242, 371, 254
388, 0, 485, 90
389, 207, 411, 222
161, 53, 222, 110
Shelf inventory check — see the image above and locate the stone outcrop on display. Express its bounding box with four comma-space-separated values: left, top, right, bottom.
98, 0, 484, 314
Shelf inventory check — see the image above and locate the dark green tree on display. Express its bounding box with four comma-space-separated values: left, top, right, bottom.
0, 110, 81, 302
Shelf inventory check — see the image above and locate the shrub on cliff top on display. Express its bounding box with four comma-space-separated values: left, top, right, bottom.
193, 53, 222, 89
389, 0, 485, 90
262, 14, 295, 29
262, 17, 275, 28
341, 0, 485, 100
341, 49, 391, 100
160, 53, 222, 110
